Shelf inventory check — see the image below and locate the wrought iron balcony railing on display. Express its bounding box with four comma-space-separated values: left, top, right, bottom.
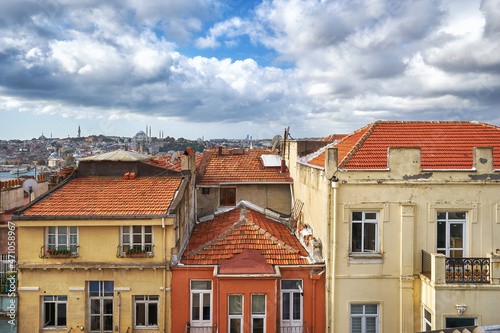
278, 322, 310, 333
40, 246, 79, 259
116, 245, 154, 258
184, 323, 218, 333
445, 257, 490, 283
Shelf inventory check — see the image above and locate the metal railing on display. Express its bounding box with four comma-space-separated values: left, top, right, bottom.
278, 322, 310, 333
39, 245, 79, 259
0, 254, 17, 294
446, 257, 490, 283
116, 245, 155, 258
421, 250, 432, 278
184, 323, 218, 333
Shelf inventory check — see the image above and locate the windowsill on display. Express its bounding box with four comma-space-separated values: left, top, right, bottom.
349, 252, 383, 264
134, 326, 160, 330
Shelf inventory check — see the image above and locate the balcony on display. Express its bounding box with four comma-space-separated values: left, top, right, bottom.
278, 323, 310, 333
116, 245, 154, 258
421, 250, 499, 284
39, 246, 79, 259
184, 323, 217, 333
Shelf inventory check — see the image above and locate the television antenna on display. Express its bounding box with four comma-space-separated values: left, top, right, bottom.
271, 135, 282, 152
170, 151, 180, 164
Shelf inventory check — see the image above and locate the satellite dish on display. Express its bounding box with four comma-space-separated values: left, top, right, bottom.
170, 151, 180, 164
23, 179, 38, 194
271, 135, 282, 151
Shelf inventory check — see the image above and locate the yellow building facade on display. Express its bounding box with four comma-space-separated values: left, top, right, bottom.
286, 121, 500, 333
13, 150, 196, 333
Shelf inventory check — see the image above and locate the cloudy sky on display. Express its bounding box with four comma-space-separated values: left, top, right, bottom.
1, 0, 499, 140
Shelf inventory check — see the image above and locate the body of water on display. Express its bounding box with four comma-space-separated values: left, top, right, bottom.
0, 170, 42, 179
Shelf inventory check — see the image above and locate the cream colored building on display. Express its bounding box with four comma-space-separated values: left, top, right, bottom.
286, 121, 500, 333
13, 150, 195, 332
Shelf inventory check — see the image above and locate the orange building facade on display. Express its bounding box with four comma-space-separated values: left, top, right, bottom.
171, 202, 326, 333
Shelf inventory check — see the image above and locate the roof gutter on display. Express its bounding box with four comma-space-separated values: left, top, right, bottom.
12, 214, 174, 221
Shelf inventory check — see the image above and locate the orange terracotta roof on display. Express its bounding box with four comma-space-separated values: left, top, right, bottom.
21, 176, 182, 217
197, 149, 293, 185
148, 153, 202, 172
308, 121, 500, 170
182, 206, 309, 265
321, 134, 347, 141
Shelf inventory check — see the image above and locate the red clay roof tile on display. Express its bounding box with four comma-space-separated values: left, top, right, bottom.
182, 206, 309, 265
22, 176, 182, 217
308, 121, 500, 170
197, 149, 293, 185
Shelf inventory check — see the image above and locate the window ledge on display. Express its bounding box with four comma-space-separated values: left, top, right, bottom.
349, 252, 383, 264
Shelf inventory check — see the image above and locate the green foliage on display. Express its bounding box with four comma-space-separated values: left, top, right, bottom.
159, 141, 205, 153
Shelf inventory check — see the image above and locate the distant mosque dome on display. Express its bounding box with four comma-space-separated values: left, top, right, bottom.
38, 133, 47, 140
133, 130, 148, 143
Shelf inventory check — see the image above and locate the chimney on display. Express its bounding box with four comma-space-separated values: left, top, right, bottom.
281, 159, 287, 173
218, 146, 223, 155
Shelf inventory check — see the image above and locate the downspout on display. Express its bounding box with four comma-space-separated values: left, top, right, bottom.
330, 180, 338, 333
275, 278, 278, 333
163, 217, 167, 333
117, 292, 121, 333
312, 278, 316, 333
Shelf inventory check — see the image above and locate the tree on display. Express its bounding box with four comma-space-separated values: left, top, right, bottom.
37, 158, 46, 166
65, 154, 76, 167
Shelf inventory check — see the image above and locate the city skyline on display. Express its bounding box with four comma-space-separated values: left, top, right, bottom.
1, 0, 500, 140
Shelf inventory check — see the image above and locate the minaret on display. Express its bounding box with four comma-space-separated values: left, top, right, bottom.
78, 125, 81, 138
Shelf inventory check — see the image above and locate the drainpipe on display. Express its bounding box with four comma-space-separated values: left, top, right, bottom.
312, 278, 316, 333
162, 217, 167, 333
116, 292, 121, 332
330, 180, 338, 333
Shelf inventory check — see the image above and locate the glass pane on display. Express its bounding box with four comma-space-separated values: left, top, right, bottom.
192, 293, 200, 320
48, 226, 55, 234
103, 315, 113, 330
58, 235, 67, 245
203, 293, 211, 321
351, 317, 362, 333
133, 226, 142, 233
58, 295, 67, 301
136, 303, 146, 326
424, 308, 431, 322
450, 223, 464, 250
292, 292, 301, 320
365, 212, 377, 220
145, 234, 152, 244
123, 226, 129, 233
253, 318, 264, 333
352, 212, 362, 221
365, 304, 377, 314
437, 212, 447, 220
70, 226, 77, 234
445, 317, 476, 328
350, 304, 363, 314
104, 281, 114, 296
282, 293, 290, 320
44, 303, 55, 326
220, 189, 226, 204
450, 250, 463, 258
145, 226, 152, 233
352, 223, 362, 252
366, 317, 377, 333
89, 281, 100, 297
48, 235, 56, 245
90, 316, 100, 330
364, 223, 376, 252
149, 303, 158, 326
91, 300, 100, 314
252, 295, 265, 314
229, 295, 242, 315
449, 212, 466, 220
70, 235, 78, 245
437, 222, 446, 249
230, 318, 241, 333
103, 299, 113, 314
44, 296, 55, 301
191, 281, 211, 290
149, 295, 159, 301
228, 188, 236, 205
135, 296, 145, 301
57, 302, 67, 326
133, 234, 142, 244
58, 226, 67, 235
281, 280, 301, 290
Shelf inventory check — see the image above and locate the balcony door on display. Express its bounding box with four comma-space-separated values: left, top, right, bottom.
280, 280, 303, 332
89, 281, 114, 333
437, 212, 466, 258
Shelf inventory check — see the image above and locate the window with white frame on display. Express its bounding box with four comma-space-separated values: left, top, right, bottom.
228, 294, 243, 333
47, 226, 78, 253
88, 281, 114, 333
251, 294, 266, 333
351, 212, 378, 253
437, 212, 466, 258
134, 295, 159, 328
42, 295, 67, 328
350, 304, 379, 333
121, 226, 153, 255
423, 307, 432, 331
445, 317, 476, 328
190, 280, 212, 327
281, 280, 303, 329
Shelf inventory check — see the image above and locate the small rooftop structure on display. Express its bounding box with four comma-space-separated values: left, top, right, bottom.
80, 149, 151, 162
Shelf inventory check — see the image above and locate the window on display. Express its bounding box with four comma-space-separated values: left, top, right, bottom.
351, 212, 378, 253
350, 304, 379, 333
190, 280, 212, 327
202, 188, 210, 195
437, 212, 466, 258
134, 295, 159, 328
89, 281, 114, 333
42, 295, 67, 328
229, 294, 243, 333
47, 226, 78, 253
423, 307, 431, 331
121, 226, 153, 256
281, 280, 302, 329
220, 188, 236, 206
445, 317, 476, 328
251, 294, 266, 333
